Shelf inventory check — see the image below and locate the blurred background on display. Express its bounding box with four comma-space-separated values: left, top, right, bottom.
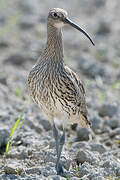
0, 0, 120, 179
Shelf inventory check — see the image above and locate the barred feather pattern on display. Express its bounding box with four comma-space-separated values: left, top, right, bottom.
28, 24, 91, 128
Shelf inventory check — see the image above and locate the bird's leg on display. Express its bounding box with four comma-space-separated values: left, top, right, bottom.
53, 124, 66, 176
53, 123, 59, 156
56, 128, 66, 176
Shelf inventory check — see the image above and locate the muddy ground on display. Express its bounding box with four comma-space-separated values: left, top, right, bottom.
0, 0, 120, 179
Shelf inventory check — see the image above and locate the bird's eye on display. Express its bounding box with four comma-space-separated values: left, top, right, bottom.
53, 12, 58, 18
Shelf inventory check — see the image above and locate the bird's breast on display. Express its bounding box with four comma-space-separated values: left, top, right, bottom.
28, 67, 74, 118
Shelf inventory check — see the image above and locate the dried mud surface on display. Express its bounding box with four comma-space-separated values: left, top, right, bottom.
0, 0, 120, 179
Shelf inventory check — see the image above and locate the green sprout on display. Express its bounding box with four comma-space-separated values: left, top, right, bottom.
15, 87, 21, 97
0, 11, 21, 40
66, 174, 69, 180
5, 95, 30, 155
111, 81, 120, 89
97, 91, 106, 103
15, 168, 22, 175
76, 166, 80, 177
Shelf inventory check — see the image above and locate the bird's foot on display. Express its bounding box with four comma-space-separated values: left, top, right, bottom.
56, 162, 66, 177
56, 162, 74, 177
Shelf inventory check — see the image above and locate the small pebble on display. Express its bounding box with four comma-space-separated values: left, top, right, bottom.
76, 127, 91, 141
90, 143, 107, 154
99, 104, 118, 117
76, 150, 99, 165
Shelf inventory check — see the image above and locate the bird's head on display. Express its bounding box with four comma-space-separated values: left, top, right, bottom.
48, 8, 95, 46
48, 8, 68, 28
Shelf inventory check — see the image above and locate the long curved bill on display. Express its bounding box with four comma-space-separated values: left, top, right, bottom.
64, 18, 95, 46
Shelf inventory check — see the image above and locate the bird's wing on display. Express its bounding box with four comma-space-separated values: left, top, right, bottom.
64, 66, 91, 127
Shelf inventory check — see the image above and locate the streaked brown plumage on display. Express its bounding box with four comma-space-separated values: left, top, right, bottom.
28, 8, 94, 176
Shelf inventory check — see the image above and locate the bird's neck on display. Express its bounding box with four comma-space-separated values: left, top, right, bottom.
42, 24, 64, 62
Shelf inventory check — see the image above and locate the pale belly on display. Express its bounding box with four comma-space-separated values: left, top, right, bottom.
37, 96, 71, 120
31, 86, 89, 128
29, 71, 81, 125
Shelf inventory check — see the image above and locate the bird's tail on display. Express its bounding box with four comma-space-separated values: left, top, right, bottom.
69, 113, 91, 128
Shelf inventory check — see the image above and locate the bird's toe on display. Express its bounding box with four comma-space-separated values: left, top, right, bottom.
56, 162, 65, 176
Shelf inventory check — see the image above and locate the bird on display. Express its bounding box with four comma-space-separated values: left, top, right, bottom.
28, 8, 94, 176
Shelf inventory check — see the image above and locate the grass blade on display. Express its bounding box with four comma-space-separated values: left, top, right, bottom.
5, 95, 30, 155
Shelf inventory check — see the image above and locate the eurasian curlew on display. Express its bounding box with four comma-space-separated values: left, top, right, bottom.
28, 8, 94, 176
